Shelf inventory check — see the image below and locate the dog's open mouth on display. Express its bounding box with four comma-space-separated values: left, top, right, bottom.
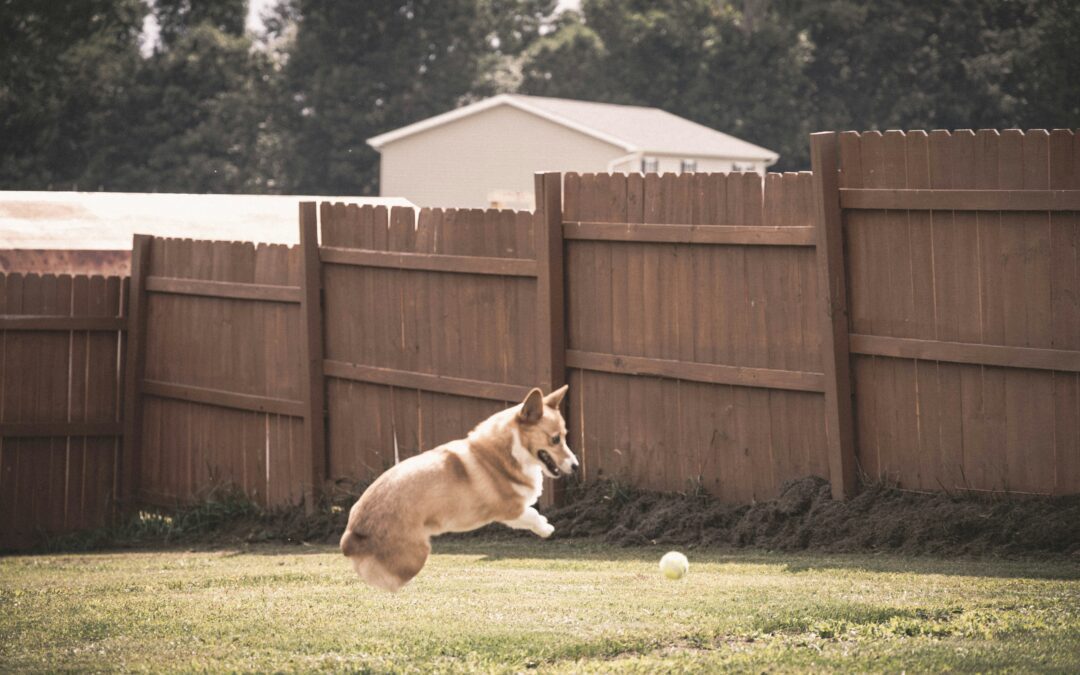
537, 450, 560, 477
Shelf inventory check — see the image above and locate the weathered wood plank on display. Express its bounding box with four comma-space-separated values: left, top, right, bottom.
563, 221, 816, 246
840, 188, 1080, 211
565, 349, 824, 393
145, 276, 301, 304
320, 246, 539, 277
811, 131, 859, 499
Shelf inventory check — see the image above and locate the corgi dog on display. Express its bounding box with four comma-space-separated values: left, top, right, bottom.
340, 385, 578, 591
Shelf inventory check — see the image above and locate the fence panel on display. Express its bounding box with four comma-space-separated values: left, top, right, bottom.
836, 128, 1080, 494
564, 171, 831, 501
0, 273, 127, 549
319, 204, 543, 483
136, 238, 308, 507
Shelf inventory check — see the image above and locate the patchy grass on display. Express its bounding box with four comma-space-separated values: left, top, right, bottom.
2, 539, 1078, 672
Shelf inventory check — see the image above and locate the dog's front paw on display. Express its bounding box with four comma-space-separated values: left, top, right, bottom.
535, 519, 555, 538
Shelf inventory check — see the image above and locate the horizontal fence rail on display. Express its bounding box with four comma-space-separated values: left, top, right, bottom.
565, 350, 826, 393
141, 380, 306, 417
0, 421, 125, 438
563, 222, 817, 246
323, 360, 533, 402
840, 188, 1080, 211
145, 275, 302, 303
0, 316, 126, 331
320, 246, 540, 277
849, 334, 1080, 373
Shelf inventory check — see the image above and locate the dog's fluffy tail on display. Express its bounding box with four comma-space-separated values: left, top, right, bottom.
340, 529, 370, 557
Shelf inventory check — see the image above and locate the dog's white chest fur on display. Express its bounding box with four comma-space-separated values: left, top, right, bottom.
510, 428, 544, 505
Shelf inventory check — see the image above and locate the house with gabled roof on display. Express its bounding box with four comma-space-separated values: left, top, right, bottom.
367, 94, 779, 210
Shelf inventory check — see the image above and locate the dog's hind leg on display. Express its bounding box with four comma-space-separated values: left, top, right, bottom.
340, 529, 369, 556
371, 537, 431, 592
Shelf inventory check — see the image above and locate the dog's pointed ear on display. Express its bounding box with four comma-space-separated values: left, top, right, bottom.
543, 384, 568, 409
518, 388, 544, 424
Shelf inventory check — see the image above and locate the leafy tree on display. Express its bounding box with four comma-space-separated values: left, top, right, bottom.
521, 0, 809, 167
521, 0, 1079, 170
280, 0, 558, 195
519, 11, 608, 101
86, 21, 284, 193
3, 0, 1077, 191
0, 0, 145, 188
154, 0, 247, 46
977, 0, 1080, 126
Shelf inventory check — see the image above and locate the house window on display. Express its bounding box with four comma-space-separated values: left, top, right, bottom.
732, 162, 753, 173
641, 157, 659, 173
680, 159, 697, 173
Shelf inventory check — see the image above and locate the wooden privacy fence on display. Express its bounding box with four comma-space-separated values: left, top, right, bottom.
124, 236, 313, 509
118, 190, 564, 513
562, 171, 833, 503
318, 176, 564, 490
817, 129, 1080, 495
3, 128, 1078, 550
0, 274, 127, 550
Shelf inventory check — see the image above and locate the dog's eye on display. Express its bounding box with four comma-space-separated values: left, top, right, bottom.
550, 434, 560, 445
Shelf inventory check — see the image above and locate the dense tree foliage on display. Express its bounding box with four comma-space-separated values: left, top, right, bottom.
1, 0, 1076, 191
523, 0, 1080, 169
0, 0, 145, 188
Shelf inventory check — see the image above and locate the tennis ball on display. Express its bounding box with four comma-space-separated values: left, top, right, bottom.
659, 551, 689, 580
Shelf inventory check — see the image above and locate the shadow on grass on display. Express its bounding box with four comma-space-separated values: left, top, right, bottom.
433, 536, 1080, 581
10, 531, 1079, 582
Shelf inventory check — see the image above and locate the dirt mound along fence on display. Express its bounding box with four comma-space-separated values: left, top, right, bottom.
0, 273, 128, 549
2, 128, 1078, 551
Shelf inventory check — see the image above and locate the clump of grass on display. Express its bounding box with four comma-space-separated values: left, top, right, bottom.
39, 486, 261, 552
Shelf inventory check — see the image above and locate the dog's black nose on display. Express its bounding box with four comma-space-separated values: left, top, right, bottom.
570, 463, 580, 474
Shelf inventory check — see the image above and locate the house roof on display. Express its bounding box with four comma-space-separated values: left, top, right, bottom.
0, 191, 414, 249
367, 94, 779, 163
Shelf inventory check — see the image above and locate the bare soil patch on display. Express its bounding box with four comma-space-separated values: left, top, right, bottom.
33, 477, 1080, 558
544, 477, 1080, 557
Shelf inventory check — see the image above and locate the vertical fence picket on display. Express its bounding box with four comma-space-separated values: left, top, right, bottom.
810, 132, 859, 499
299, 203, 327, 511
120, 235, 151, 512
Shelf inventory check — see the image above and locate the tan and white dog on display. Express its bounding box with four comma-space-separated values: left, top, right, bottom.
340, 385, 578, 591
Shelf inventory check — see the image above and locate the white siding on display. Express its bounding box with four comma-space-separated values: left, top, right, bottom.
378, 104, 626, 209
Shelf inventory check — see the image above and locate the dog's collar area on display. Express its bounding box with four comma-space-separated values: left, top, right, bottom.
536, 450, 560, 477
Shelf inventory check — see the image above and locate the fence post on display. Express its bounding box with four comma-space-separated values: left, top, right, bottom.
534, 172, 566, 393
120, 234, 152, 514
534, 172, 566, 504
810, 132, 859, 499
299, 202, 327, 513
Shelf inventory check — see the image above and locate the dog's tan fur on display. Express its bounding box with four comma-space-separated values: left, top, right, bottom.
340, 385, 577, 591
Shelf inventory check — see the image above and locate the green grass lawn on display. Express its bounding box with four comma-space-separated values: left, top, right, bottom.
2, 538, 1079, 673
